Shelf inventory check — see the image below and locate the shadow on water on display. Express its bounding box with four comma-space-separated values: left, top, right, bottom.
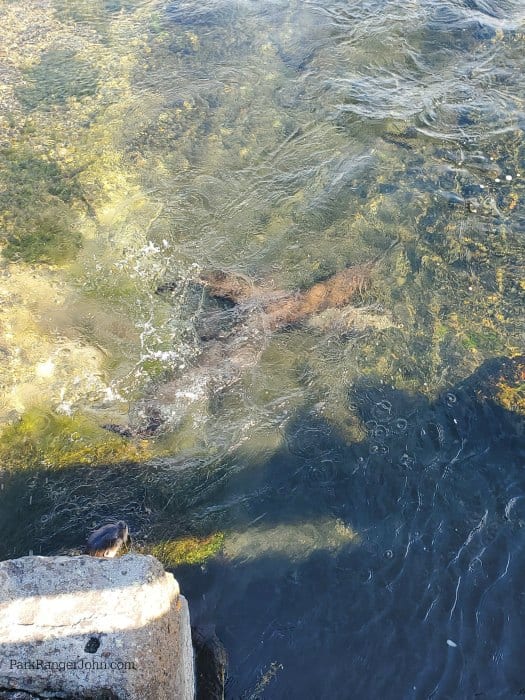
175, 356, 524, 699
2, 356, 524, 698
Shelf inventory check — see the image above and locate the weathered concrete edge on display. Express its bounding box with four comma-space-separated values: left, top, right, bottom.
0, 554, 195, 700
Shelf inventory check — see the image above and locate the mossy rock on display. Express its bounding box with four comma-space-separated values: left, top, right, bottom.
150, 533, 225, 567
0, 408, 151, 470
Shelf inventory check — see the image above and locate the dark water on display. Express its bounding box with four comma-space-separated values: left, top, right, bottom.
1, 0, 525, 697
180, 358, 525, 699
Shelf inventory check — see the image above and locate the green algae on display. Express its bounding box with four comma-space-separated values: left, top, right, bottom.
149, 533, 225, 567
0, 408, 152, 470
461, 329, 502, 353
18, 49, 99, 109
0, 148, 84, 263
0, 149, 81, 207
495, 357, 525, 416
2, 208, 81, 264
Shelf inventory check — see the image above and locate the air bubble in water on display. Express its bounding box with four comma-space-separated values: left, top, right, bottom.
446, 392, 457, 405
373, 424, 389, 440
399, 453, 415, 469
372, 400, 392, 421
369, 444, 389, 455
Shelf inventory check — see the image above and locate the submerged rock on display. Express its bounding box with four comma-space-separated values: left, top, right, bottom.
0, 554, 194, 700
192, 625, 228, 700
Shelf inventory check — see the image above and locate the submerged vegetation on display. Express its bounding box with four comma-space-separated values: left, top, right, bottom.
0, 148, 83, 263
495, 356, 525, 415
18, 49, 100, 109
0, 408, 152, 470
149, 533, 225, 567
2, 208, 81, 263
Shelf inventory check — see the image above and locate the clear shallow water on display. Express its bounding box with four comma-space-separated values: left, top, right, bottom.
0, 0, 524, 697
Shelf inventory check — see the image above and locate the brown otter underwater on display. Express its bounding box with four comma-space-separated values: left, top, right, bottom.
106, 258, 383, 436
199, 262, 372, 330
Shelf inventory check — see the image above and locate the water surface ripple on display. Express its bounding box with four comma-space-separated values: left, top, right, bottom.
157, 0, 525, 696
183, 361, 525, 699
1, 0, 525, 697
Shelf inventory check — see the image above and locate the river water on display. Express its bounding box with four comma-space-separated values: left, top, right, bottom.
1, 0, 524, 697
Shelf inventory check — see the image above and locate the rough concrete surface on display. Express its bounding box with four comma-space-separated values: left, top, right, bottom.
0, 554, 194, 699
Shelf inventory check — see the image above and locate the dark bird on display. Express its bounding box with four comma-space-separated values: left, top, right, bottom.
86, 521, 130, 558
